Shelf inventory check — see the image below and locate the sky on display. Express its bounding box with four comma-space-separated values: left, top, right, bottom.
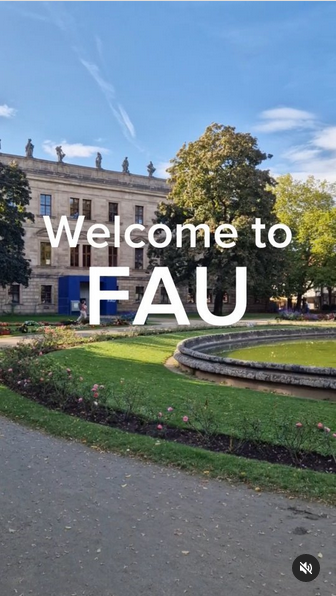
1, 1, 336, 181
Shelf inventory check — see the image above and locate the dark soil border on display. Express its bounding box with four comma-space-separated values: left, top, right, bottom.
11, 387, 336, 475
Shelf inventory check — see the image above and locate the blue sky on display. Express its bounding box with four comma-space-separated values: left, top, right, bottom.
1, 1, 336, 180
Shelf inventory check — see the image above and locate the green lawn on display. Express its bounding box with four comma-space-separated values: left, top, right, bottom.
151, 312, 276, 321
226, 339, 336, 367
0, 314, 76, 324
46, 329, 336, 452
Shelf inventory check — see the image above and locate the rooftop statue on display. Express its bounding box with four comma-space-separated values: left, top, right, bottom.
147, 161, 156, 177
56, 145, 65, 163
122, 156, 130, 174
96, 152, 102, 169
25, 138, 34, 158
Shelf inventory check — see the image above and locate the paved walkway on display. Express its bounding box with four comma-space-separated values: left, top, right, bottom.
0, 317, 282, 349
0, 417, 335, 596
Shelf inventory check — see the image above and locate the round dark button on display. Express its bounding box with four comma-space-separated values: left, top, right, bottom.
292, 554, 320, 582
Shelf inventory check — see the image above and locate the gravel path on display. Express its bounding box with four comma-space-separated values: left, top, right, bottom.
0, 417, 335, 596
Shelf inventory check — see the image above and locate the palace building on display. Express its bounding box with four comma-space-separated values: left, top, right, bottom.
0, 150, 183, 315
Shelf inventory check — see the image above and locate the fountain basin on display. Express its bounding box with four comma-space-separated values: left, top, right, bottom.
174, 327, 336, 400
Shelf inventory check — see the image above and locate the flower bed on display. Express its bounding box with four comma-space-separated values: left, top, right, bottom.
276, 309, 335, 322
0, 328, 11, 335
0, 329, 335, 474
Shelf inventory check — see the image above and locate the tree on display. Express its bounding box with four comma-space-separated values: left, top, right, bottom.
272, 175, 336, 309
0, 161, 34, 289
149, 124, 282, 314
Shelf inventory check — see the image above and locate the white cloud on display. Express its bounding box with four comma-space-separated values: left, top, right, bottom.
313, 127, 336, 151
42, 140, 109, 159
79, 58, 136, 141
289, 158, 336, 183
117, 104, 135, 139
283, 146, 322, 163
281, 143, 336, 183
39, 3, 137, 144
0, 104, 16, 118
80, 59, 115, 101
262, 107, 314, 121
155, 161, 171, 179
256, 107, 316, 133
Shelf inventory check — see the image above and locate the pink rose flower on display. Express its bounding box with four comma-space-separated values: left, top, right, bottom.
158, 412, 163, 418
317, 422, 324, 429
296, 422, 303, 428
157, 424, 163, 430
324, 427, 331, 433
167, 407, 173, 412
182, 416, 189, 423
66, 368, 71, 373
333, 433, 336, 438
93, 392, 99, 398
40, 378, 44, 382
7, 368, 13, 373
78, 398, 83, 403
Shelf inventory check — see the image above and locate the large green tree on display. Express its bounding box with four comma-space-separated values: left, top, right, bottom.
0, 161, 34, 289
272, 174, 336, 309
149, 124, 283, 314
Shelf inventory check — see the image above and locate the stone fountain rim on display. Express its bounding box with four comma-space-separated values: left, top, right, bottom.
176, 327, 336, 377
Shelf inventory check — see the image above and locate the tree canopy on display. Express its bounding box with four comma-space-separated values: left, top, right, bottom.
0, 161, 34, 289
149, 123, 283, 314
272, 174, 336, 308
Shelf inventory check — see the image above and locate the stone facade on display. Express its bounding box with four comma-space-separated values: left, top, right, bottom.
0, 152, 188, 314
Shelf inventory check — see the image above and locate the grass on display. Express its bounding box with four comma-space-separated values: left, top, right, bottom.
0, 384, 335, 503
225, 339, 336, 367
0, 314, 75, 324
151, 312, 276, 321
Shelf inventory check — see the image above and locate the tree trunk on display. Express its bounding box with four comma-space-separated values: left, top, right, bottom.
319, 286, 323, 311
328, 286, 332, 307
296, 294, 302, 311
213, 290, 224, 316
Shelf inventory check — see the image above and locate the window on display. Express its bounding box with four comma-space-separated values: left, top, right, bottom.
109, 202, 118, 222
9, 284, 20, 304
83, 245, 91, 268
135, 247, 144, 269
41, 285, 52, 304
161, 286, 169, 304
40, 194, 52, 216
83, 199, 92, 220
108, 246, 118, 267
135, 286, 144, 302
135, 205, 144, 224
70, 198, 80, 219
40, 242, 51, 266
70, 246, 79, 267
